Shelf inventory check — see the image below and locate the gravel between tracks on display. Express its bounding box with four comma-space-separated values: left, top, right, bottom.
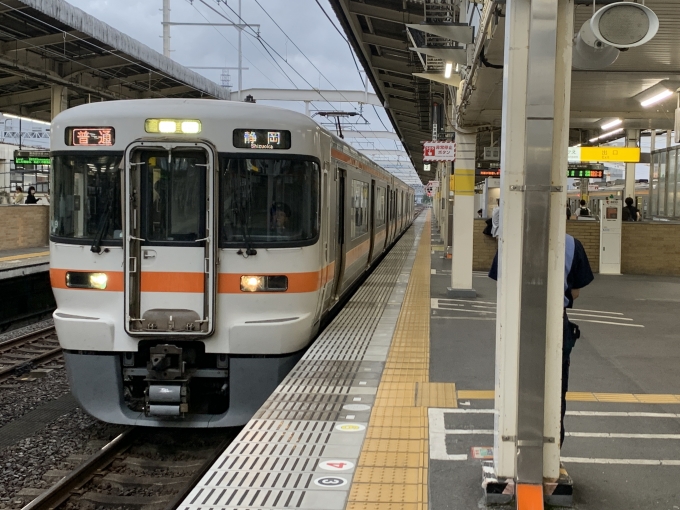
0, 369, 69, 428
0, 408, 122, 510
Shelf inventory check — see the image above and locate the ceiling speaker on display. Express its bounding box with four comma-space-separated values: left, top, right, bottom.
591, 2, 659, 48
572, 20, 620, 70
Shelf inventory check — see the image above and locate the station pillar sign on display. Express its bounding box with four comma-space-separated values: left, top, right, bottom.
423, 142, 456, 162
568, 146, 640, 163
599, 198, 622, 275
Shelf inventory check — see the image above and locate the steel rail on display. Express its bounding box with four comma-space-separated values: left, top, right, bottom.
21, 428, 140, 510
0, 325, 56, 350
0, 326, 61, 382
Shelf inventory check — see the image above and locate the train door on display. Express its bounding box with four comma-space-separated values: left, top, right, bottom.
318, 132, 333, 315
386, 185, 391, 244
332, 168, 347, 298
124, 142, 216, 336
367, 179, 376, 265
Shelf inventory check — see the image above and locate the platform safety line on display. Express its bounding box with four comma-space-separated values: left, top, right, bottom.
561, 457, 680, 466
456, 390, 680, 404
572, 319, 644, 328
440, 429, 680, 440
441, 409, 680, 418
0, 251, 49, 262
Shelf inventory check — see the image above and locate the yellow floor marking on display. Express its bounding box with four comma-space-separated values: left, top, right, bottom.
348, 212, 434, 510
459, 390, 680, 404
0, 251, 49, 262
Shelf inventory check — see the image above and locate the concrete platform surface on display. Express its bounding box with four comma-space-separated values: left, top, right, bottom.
0, 246, 49, 279
429, 232, 680, 509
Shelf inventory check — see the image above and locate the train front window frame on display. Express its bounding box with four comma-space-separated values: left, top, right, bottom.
218, 154, 320, 248
50, 152, 123, 245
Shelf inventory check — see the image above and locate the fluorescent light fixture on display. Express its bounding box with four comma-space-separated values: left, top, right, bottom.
600, 118, 622, 130
589, 127, 623, 143
2, 113, 50, 125
444, 62, 453, 79
640, 88, 673, 107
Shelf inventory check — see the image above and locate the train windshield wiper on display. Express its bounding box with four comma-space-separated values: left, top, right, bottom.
91, 192, 114, 254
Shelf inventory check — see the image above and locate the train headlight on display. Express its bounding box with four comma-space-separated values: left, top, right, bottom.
240, 275, 288, 292
144, 119, 202, 134
65, 272, 108, 290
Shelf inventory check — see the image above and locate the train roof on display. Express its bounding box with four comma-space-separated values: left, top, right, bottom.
52, 99, 413, 191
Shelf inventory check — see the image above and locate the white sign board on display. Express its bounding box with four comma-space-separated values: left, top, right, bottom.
424, 142, 456, 162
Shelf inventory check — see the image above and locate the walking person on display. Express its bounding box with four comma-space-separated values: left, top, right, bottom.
25, 186, 40, 204
13, 186, 24, 205
622, 197, 640, 221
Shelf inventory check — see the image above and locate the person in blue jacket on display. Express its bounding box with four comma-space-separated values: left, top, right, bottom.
489, 234, 594, 446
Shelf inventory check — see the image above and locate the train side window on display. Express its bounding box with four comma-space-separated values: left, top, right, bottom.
376, 187, 386, 227
350, 179, 369, 239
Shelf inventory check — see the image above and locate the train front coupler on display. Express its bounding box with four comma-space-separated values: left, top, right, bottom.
144, 344, 190, 417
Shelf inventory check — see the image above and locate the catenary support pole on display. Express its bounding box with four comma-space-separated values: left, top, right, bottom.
162, 0, 171, 57
448, 132, 476, 297
624, 129, 639, 201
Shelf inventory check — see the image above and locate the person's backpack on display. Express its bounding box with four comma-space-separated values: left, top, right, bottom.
622, 205, 637, 221
482, 218, 493, 236
579, 207, 590, 217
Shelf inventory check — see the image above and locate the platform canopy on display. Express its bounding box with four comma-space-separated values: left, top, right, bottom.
0, 0, 228, 121
328, 0, 434, 184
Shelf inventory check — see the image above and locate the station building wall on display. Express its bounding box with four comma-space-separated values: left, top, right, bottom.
472, 219, 680, 277
0, 205, 49, 251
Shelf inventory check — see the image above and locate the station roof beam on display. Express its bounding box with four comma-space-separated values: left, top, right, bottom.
0, 0, 228, 121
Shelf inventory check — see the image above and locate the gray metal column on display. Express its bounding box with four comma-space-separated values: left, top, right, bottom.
495, 0, 573, 492
625, 129, 639, 202
50, 85, 68, 119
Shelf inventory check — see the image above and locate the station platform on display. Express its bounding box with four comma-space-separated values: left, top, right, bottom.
180, 210, 680, 510
0, 246, 49, 280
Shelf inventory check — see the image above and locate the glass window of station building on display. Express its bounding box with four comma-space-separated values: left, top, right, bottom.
650, 146, 680, 219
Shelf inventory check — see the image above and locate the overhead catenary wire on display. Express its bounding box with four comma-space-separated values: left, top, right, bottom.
183, 0, 282, 88
213, 0, 398, 161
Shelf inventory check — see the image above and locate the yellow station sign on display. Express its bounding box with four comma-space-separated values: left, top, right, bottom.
576, 146, 641, 163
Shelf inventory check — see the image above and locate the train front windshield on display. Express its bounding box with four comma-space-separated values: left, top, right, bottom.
50, 154, 123, 242
219, 156, 319, 247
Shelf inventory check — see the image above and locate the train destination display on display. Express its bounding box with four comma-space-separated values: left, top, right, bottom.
233, 129, 291, 150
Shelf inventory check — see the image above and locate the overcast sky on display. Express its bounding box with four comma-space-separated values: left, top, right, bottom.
65, 0, 414, 175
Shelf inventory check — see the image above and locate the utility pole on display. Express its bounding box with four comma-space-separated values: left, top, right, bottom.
162, 0, 171, 57
162, 0, 258, 100
238, 0, 243, 101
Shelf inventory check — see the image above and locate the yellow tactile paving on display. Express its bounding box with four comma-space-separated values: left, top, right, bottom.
459, 390, 680, 404
348, 212, 433, 509
0, 250, 49, 262
415, 382, 458, 408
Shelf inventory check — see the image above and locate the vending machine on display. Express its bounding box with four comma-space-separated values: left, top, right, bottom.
599, 198, 622, 275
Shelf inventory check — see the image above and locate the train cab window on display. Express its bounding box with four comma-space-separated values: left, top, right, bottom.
51, 154, 123, 243
376, 187, 386, 227
139, 151, 206, 243
219, 156, 319, 246
351, 179, 369, 239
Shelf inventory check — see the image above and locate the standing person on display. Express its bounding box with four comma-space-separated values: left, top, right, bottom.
13, 186, 24, 205
488, 234, 594, 447
491, 199, 501, 238
574, 199, 591, 218
25, 186, 40, 204
622, 197, 640, 221
566, 204, 572, 220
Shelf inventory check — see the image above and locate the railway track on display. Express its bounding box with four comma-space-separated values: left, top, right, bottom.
21, 427, 235, 510
0, 326, 61, 383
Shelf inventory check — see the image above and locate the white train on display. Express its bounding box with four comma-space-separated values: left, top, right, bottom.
50, 99, 415, 427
